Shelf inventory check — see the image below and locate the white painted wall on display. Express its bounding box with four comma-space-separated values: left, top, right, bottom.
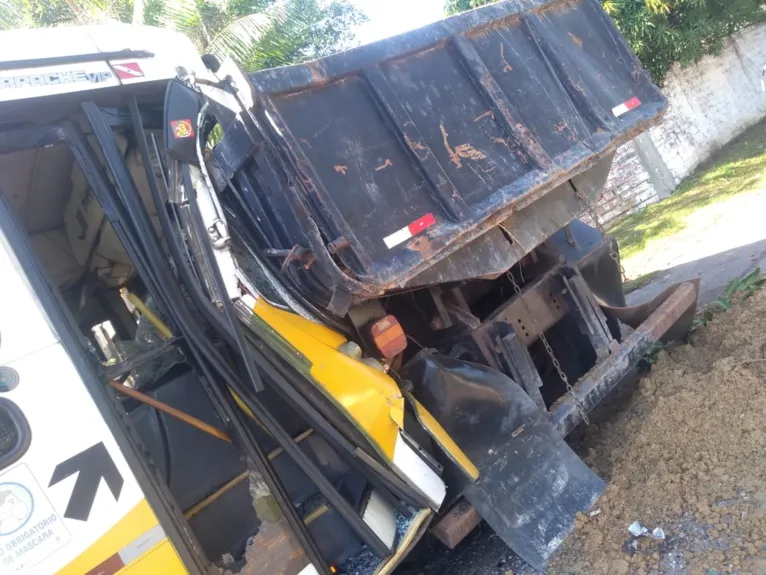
594, 22, 766, 227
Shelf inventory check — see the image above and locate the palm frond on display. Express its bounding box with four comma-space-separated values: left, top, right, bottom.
161, 0, 208, 46
207, 11, 274, 61
0, 0, 22, 29
207, 0, 323, 70
209, 0, 350, 71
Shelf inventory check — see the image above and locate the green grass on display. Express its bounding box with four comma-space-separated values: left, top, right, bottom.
691, 267, 766, 332
609, 121, 766, 261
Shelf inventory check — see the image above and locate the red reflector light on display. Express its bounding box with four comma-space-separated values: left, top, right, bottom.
370, 315, 407, 360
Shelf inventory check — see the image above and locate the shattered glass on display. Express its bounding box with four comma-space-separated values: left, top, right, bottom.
113, 294, 185, 389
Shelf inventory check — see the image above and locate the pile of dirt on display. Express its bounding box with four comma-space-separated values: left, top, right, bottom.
549, 289, 766, 574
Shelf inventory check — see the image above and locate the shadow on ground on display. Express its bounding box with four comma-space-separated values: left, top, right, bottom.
627, 237, 766, 307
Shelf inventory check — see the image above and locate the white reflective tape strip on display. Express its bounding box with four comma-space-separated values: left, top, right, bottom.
612, 103, 630, 117
383, 226, 413, 249
118, 524, 166, 565
393, 432, 446, 508
362, 489, 397, 550
612, 97, 641, 117
297, 564, 320, 575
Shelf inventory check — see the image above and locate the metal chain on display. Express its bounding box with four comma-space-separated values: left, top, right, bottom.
573, 188, 627, 284
506, 271, 589, 425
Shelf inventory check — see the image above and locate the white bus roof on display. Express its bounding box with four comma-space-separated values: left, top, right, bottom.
0, 24, 198, 64
0, 24, 206, 103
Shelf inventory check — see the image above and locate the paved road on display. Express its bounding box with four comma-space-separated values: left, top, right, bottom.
626, 187, 766, 307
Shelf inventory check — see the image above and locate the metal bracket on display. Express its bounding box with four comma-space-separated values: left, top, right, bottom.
206, 219, 230, 249
496, 333, 546, 411
561, 271, 614, 360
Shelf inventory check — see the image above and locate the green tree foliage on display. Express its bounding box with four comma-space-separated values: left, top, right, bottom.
444, 0, 495, 15
603, 0, 766, 83
445, 0, 766, 84
163, 0, 365, 70
0, 0, 366, 72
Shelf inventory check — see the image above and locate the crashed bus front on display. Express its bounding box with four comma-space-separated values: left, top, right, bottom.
0, 3, 697, 575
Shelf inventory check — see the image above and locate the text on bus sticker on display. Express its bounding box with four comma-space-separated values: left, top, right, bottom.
0, 70, 114, 90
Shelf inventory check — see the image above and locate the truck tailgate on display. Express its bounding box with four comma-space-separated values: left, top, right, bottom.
217, 0, 664, 308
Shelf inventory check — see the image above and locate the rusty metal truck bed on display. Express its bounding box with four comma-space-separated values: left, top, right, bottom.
214, 0, 665, 314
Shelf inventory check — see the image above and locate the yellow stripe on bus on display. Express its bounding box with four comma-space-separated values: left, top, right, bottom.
57, 499, 186, 575
117, 539, 186, 575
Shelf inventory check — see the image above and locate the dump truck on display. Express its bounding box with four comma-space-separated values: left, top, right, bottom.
0, 2, 699, 574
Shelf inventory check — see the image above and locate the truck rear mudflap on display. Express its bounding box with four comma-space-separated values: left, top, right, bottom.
213, 0, 666, 313
405, 280, 699, 568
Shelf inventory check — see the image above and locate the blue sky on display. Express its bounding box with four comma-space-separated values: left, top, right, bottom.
352, 0, 447, 44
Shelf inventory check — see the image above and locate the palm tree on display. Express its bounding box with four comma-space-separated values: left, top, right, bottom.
0, 0, 366, 72
162, 0, 365, 71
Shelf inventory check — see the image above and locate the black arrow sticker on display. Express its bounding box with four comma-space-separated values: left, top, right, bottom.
48, 442, 124, 521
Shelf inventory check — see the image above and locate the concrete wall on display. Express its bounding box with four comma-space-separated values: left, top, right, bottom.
593, 22, 766, 227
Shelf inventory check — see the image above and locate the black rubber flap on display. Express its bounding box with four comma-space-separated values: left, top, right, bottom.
464, 416, 605, 569
403, 353, 605, 569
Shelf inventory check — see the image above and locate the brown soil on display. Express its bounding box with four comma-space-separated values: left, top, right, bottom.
549, 289, 766, 574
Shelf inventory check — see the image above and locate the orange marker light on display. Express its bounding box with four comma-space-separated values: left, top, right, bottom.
370, 315, 407, 360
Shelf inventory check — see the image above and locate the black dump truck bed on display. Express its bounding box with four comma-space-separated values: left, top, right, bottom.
214, 0, 665, 314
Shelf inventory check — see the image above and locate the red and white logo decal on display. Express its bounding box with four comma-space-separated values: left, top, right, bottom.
171, 119, 194, 139
383, 213, 436, 249
112, 62, 144, 80
612, 97, 641, 118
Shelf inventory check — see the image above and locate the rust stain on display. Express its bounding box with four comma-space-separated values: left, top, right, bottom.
299, 138, 312, 148
500, 43, 513, 73
441, 124, 487, 169
555, 122, 568, 133
570, 80, 586, 95
307, 61, 328, 84
407, 235, 432, 254
404, 133, 427, 155
494, 99, 514, 125
455, 143, 486, 162
492, 136, 509, 146
302, 176, 318, 193
569, 33, 583, 48
466, 13, 522, 38
473, 110, 495, 122
334, 165, 348, 175
440, 124, 462, 168
375, 158, 393, 171
514, 123, 549, 167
